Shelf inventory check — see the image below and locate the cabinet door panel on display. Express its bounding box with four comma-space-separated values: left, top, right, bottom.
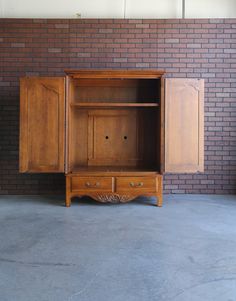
20, 77, 65, 172
165, 78, 204, 173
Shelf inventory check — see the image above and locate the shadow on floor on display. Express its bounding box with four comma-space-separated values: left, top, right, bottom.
70, 196, 157, 207
4, 195, 159, 207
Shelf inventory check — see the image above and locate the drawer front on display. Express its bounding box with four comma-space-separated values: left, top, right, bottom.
116, 177, 157, 193
71, 176, 113, 192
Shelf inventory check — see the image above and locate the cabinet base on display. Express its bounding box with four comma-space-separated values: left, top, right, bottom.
65, 174, 163, 207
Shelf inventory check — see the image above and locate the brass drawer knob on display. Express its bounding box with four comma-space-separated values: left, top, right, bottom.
85, 182, 100, 188
129, 182, 143, 187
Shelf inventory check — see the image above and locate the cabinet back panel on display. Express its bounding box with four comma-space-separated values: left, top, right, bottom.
88, 109, 139, 166
72, 79, 160, 103
69, 108, 157, 171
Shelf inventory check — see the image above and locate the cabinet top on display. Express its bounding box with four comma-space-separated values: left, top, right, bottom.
64, 69, 165, 79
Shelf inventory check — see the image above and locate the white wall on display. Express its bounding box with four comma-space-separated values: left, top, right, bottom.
0, 0, 124, 18
1, 0, 236, 18
0, 0, 4, 17
125, 0, 183, 18
186, 0, 236, 18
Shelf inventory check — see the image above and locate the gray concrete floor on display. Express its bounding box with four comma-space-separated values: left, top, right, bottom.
0, 195, 236, 301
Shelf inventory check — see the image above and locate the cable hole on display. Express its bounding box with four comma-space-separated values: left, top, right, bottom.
105, 136, 109, 139
124, 136, 127, 140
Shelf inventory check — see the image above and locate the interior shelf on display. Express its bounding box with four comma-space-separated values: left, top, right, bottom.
70, 102, 159, 108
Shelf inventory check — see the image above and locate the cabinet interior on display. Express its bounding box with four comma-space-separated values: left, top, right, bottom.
68, 77, 162, 173
70, 78, 160, 104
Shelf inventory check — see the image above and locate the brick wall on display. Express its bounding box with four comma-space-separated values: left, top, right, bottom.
0, 18, 235, 195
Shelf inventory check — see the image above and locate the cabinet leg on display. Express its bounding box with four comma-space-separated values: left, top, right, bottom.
66, 176, 71, 207
156, 175, 163, 207
65, 195, 71, 207
157, 194, 163, 207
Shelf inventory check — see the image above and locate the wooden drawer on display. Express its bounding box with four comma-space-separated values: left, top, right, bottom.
116, 177, 157, 193
71, 176, 113, 192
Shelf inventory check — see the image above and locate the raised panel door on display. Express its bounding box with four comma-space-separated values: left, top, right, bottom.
165, 78, 204, 173
20, 77, 65, 172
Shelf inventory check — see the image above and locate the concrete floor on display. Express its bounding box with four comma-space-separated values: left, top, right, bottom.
0, 195, 236, 301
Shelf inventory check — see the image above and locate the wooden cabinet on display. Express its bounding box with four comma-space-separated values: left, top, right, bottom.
19, 70, 204, 207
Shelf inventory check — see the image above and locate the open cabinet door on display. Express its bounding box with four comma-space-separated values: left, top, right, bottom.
165, 78, 204, 173
20, 77, 65, 172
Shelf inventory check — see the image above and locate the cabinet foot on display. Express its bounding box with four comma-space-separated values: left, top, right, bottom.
66, 176, 71, 207
157, 194, 163, 207
156, 176, 163, 207
65, 197, 71, 207
65, 201, 71, 208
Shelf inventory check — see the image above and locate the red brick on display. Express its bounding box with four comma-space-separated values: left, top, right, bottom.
0, 18, 235, 195
136, 24, 149, 28
11, 43, 25, 47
